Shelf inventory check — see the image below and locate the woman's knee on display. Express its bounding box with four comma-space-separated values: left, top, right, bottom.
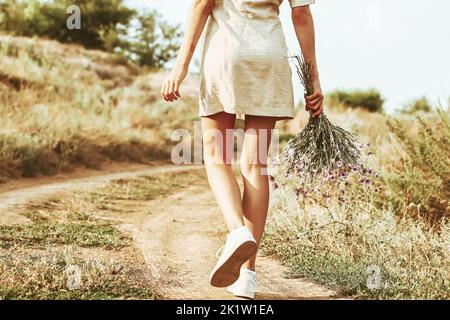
203, 129, 232, 165
203, 135, 221, 164
240, 143, 269, 177
240, 158, 268, 177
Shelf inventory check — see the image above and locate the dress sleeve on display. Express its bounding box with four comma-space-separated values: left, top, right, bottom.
289, 0, 315, 8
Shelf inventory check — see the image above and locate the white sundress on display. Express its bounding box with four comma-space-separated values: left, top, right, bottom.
199, 0, 315, 120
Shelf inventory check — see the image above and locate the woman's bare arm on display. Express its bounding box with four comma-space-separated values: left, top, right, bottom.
292, 6, 324, 117
161, 0, 215, 102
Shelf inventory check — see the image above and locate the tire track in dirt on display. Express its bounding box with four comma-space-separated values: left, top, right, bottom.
0, 164, 337, 300
0, 164, 199, 224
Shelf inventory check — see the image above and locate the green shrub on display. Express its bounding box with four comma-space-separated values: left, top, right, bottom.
117, 10, 182, 68
0, 0, 134, 49
327, 89, 384, 113
0, 0, 181, 68
401, 96, 432, 114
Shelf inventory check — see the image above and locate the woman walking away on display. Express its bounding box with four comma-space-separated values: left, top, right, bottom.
161, 0, 323, 300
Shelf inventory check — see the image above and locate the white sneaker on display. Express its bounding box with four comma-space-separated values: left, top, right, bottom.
210, 226, 257, 288
227, 268, 257, 300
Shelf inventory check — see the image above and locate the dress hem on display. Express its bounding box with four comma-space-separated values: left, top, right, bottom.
199, 106, 294, 121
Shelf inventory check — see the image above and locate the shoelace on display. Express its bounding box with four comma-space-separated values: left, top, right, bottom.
247, 271, 257, 281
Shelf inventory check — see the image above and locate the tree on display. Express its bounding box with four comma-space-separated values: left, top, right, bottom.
0, 0, 134, 49
120, 10, 182, 68
0, 1, 181, 68
41, 0, 135, 50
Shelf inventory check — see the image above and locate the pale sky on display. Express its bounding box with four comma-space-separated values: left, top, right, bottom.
127, 0, 450, 111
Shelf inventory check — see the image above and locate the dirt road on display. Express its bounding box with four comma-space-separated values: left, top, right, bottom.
0, 164, 336, 300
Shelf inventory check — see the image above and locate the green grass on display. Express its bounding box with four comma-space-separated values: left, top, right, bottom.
263, 231, 405, 299
1, 282, 155, 300
0, 246, 156, 300
285, 249, 369, 297
0, 223, 129, 249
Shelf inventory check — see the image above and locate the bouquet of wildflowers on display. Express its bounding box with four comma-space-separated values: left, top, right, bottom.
273, 55, 377, 201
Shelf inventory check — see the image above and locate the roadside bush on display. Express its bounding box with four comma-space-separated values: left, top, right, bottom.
327, 89, 384, 113
385, 110, 450, 225
401, 96, 432, 114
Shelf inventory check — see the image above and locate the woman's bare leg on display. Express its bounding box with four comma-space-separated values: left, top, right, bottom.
240, 116, 277, 271
202, 112, 244, 231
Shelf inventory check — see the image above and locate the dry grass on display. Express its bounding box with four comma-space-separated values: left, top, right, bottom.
0, 246, 156, 300
0, 36, 199, 181
266, 106, 450, 299
263, 189, 449, 299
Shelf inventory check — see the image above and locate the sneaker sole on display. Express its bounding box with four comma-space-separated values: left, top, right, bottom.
233, 291, 255, 300
227, 287, 255, 300
210, 240, 257, 288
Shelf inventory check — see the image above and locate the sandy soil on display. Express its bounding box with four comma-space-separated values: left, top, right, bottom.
0, 164, 336, 300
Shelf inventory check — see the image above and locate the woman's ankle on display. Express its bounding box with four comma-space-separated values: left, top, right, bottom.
242, 264, 256, 272
227, 221, 245, 233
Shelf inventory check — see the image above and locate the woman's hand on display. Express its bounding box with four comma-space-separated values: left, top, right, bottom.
305, 79, 324, 117
161, 66, 188, 102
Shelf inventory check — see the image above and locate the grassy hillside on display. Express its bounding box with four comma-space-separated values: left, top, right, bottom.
0, 35, 198, 181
